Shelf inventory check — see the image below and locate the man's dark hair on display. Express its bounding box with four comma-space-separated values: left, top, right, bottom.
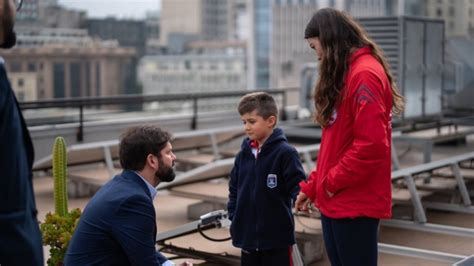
1, 0, 17, 49
238, 92, 278, 120
119, 125, 172, 171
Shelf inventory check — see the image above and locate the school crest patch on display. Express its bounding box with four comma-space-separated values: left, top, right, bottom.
267, 174, 277, 188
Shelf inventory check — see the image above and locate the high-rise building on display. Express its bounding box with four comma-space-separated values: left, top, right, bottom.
161, 0, 202, 45
85, 18, 147, 56
271, 1, 319, 89
202, 0, 231, 40
38, 5, 86, 29
268, 0, 427, 90
338, 0, 424, 17
425, 0, 474, 36
247, 0, 271, 90
232, 0, 249, 40
160, 0, 233, 46
16, 0, 39, 21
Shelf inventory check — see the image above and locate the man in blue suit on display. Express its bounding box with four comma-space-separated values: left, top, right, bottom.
0, 0, 44, 265
66, 125, 190, 266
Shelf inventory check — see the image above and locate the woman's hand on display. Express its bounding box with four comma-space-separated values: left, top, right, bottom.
295, 192, 312, 214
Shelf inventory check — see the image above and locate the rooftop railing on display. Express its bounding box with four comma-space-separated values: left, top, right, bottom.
19, 89, 294, 142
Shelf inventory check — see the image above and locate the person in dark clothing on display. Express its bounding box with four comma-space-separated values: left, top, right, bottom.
227, 92, 306, 266
0, 0, 44, 265
65, 125, 191, 266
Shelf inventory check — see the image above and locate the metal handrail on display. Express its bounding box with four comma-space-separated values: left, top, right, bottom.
19, 89, 294, 141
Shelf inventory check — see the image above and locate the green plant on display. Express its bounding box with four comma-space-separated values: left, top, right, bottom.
53, 136, 68, 216
40, 137, 82, 266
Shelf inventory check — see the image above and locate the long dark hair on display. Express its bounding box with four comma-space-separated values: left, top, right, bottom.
305, 8, 404, 127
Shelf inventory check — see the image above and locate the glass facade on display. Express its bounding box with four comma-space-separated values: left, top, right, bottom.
253, 1, 270, 89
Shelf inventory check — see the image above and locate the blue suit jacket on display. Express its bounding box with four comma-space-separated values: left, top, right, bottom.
0, 64, 44, 265
65, 170, 168, 265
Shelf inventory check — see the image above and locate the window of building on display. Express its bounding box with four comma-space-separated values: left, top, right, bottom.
17, 91, 25, 102
437, 8, 442, 17
449, 6, 455, 16
9, 61, 22, 72
27, 62, 36, 72
85, 62, 91, 97
70, 63, 82, 97
18, 78, 24, 87
53, 63, 65, 98
95, 62, 101, 96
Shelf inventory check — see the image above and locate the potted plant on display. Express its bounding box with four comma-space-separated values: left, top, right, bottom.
40, 137, 82, 266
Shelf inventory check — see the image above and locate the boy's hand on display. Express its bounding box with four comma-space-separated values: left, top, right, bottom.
295, 192, 312, 214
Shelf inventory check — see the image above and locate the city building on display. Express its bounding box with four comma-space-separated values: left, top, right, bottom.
18, 0, 85, 29
84, 18, 147, 94
425, 0, 474, 36
8, 72, 38, 101
138, 41, 246, 110
15, 27, 93, 47
247, 0, 271, 90
270, 1, 319, 89
85, 18, 147, 56
1, 28, 135, 100
160, 0, 233, 46
38, 4, 86, 29
16, 0, 39, 22
231, 0, 249, 40
138, 43, 246, 94
269, 0, 426, 89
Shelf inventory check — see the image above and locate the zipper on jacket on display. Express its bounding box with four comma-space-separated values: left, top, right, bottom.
252, 152, 260, 250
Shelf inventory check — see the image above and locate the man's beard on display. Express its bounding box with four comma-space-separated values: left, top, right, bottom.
155, 159, 176, 183
1, 29, 16, 48
0, 5, 17, 49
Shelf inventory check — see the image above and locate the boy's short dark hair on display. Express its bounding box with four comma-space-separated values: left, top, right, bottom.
119, 125, 172, 171
238, 92, 278, 120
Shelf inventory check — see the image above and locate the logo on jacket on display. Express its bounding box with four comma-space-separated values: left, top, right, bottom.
267, 174, 277, 188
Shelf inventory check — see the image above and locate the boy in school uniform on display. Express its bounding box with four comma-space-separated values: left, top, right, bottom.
227, 92, 306, 266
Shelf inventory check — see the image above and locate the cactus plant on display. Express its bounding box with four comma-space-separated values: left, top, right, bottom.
53, 136, 68, 216
41, 136, 82, 266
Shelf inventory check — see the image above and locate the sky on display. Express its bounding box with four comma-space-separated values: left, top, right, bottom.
58, 0, 161, 19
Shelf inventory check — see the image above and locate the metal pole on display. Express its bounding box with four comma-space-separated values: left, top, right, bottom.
77, 105, 84, 142
281, 91, 287, 121
191, 98, 198, 130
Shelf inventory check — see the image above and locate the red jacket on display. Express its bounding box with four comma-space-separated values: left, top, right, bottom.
300, 47, 393, 219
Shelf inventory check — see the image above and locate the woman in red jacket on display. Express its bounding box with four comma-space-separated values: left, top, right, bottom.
295, 8, 404, 266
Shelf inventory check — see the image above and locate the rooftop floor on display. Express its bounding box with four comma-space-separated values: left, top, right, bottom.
34, 135, 474, 265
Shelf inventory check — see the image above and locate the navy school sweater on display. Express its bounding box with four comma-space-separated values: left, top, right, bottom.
227, 128, 306, 250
